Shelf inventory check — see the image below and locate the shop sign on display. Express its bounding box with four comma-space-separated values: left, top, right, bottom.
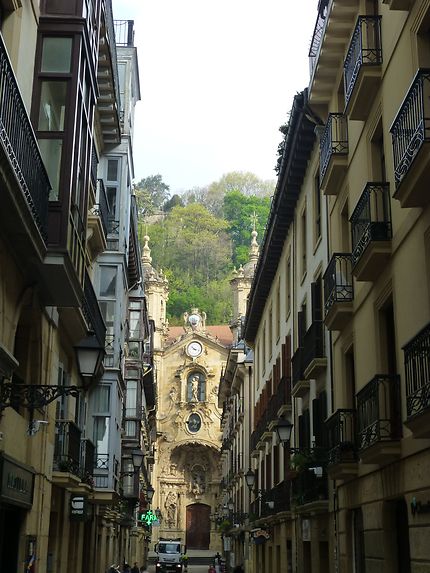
70, 495, 89, 521
0, 454, 35, 508
251, 528, 270, 544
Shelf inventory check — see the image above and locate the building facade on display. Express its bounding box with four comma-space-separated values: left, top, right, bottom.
0, 3, 154, 572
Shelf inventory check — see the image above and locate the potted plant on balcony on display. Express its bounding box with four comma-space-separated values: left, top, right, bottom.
288, 452, 310, 477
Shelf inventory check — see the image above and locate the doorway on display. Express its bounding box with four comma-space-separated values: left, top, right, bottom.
186, 503, 210, 549
0, 505, 24, 571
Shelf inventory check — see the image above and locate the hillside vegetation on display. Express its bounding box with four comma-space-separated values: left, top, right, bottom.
136, 172, 273, 325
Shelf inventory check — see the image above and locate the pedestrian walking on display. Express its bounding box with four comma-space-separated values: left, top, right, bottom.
208, 566, 216, 573
233, 565, 244, 573
131, 563, 139, 573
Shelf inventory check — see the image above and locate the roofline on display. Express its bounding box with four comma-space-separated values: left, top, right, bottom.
243, 89, 316, 343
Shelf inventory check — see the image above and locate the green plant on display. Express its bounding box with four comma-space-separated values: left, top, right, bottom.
289, 452, 311, 472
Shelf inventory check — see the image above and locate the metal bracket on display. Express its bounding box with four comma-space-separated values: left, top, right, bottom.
0, 383, 82, 410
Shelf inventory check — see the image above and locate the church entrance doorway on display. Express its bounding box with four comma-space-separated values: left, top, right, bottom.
186, 503, 210, 549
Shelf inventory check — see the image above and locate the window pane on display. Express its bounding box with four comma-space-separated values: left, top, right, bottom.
126, 380, 137, 416
93, 416, 109, 453
107, 187, 117, 217
93, 386, 110, 412
99, 300, 115, 334
107, 159, 119, 182
125, 420, 137, 437
38, 81, 67, 131
38, 138, 63, 200
129, 310, 141, 339
41, 37, 72, 73
128, 341, 140, 359
100, 266, 117, 297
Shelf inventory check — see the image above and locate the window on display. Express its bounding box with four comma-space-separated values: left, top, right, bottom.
41, 37, 72, 72
301, 207, 307, 276
93, 416, 109, 453
286, 256, 291, 316
99, 300, 115, 336
38, 139, 63, 200
268, 305, 273, 357
93, 385, 110, 412
125, 380, 138, 417
100, 266, 117, 297
314, 173, 321, 244
38, 81, 67, 131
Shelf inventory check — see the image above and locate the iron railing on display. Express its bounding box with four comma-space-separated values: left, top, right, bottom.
250, 410, 270, 451
82, 271, 107, 347
103, 0, 121, 113
390, 69, 430, 189
292, 469, 328, 506
80, 438, 95, 480
91, 145, 98, 189
114, 20, 134, 46
54, 421, 82, 476
302, 321, 325, 373
91, 178, 110, 239
308, 0, 329, 75
326, 409, 358, 466
0, 34, 50, 238
350, 183, 392, 268
344, 16, 382, 108
356, 374, 402, 451
404, 321, 430, 419
320, 113, 349, 182
323, 253, 354, 315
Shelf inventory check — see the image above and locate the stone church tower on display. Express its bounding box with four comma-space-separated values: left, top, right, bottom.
142, 236, 232, 551
230, 228, 260, 344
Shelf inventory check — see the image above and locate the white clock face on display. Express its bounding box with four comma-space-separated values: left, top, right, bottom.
187, 341, 203, 358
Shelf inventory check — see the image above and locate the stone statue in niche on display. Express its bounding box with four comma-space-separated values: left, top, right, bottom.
190, 466, 206, 496
165, 491, 177, 527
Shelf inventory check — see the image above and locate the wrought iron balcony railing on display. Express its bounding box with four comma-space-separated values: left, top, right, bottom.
344, 16, 382, 108
0, 34, 50, 239
320, 113, 349, 182
323, 253, 354, 315
390, 69, 430, 189
91, 178, 110, 239
54, 421, 82, 476
356, 374, 402, 451
404, 321, 430, 420
326, 409, 358, 465
291, 467, 328, 506
302, 320, 325, 373
350, 183, 392, 268
82, 271, 107, 348
308, 0, 329, 75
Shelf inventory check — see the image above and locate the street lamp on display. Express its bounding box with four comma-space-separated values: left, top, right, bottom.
244, 468, 256, 490
75, 334, 105, 386
121, 449, 144, 476
274, 418, 293, 445
146, 484, 155, 503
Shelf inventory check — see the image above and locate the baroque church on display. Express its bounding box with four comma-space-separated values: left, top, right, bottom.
141, 229, 258, 551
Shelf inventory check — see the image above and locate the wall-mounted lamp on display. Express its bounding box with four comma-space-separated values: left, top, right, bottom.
244, 468, 256, 490
274, 418, 293, 445
121, 449, 144, 476
75, 334, 105, 387
146, 484, 155, 503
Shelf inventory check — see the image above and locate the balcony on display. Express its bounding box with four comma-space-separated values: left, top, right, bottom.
390, 69, 430, 207
80, 439, 96, 484
350, 183, 392, 281
357, 374, 402, 464
53, 420, 82, 487
320, 113, 348, 196
292, 347, 309, 398
309, 0, 358, 109
267, 376, 291, 423
326, 409, 358, 479
0, 34, 50, 258
403, 321, 430, 438
344, 16, 382, 120
61, 271, 106, 348
323, 254, 354, 330
382, 0, 412, 10
87, 179, 110, 258
292, 470, 328, 512
97, 0, 121, 144
303, 320, 327, 380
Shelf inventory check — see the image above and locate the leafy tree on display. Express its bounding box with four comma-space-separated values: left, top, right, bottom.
209, 171, 274, 199
134, 174, 170, 216
164, 194, 184, 212
223, 191, 271, 266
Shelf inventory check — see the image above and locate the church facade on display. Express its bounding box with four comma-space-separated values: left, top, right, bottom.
142, 237, 232, 551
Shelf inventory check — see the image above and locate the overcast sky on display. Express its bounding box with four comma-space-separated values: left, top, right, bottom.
113, 0, 318, 194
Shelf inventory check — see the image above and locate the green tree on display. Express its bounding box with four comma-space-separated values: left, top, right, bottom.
134, 174, 170, 216
223, 191, 271, 266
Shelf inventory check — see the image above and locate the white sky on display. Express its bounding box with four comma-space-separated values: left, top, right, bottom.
113, 0, 318, 194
